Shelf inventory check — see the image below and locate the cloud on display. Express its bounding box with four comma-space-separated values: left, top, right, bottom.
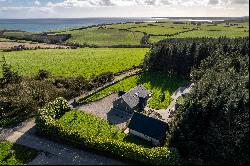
230, 0, 249, 4
34, 0, 41, 6
0, 0, 248, 18
208, 0, 219, 5
46, 0, 197, 7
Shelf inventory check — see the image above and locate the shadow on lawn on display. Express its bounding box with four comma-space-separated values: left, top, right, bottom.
137, 72, 189, 94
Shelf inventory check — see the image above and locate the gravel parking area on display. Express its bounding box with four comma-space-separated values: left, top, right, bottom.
76, 93, 132, 130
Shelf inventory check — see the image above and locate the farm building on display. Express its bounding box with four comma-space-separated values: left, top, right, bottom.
113, 84, 151, 114
128, 112, 169, 146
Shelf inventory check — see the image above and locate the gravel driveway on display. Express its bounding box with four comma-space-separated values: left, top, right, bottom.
75, 93, 132, 130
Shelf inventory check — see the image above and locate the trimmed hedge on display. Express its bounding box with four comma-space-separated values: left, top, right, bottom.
36, 97, 182, 165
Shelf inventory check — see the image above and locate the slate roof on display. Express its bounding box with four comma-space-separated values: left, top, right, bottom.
121, 84, 150, 109
128, 112, 169, 141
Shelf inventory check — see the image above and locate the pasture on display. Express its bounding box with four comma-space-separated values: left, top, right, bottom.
0, 48, 149, 78
149, 22, 249, 43
62, 27, 144, 46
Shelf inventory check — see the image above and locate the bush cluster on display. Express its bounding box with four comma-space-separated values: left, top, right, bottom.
0, 64, 115, 127
36, 97, 182, 165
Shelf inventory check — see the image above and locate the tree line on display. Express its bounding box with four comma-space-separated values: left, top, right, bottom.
143, 37, 249, 79
144, 37, 249, 165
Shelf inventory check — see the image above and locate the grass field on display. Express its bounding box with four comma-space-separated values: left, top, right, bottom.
129, 22, 194, 35
0, 38, 14, 42
0, 141, 38, 165
149, 22, 249, 43
0, 48, 149, 77
59, 21, 248, 45
62, 27, 144, 46
84, 72, 188, 110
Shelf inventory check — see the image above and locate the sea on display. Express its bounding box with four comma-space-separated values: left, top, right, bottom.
0, 17, 241, 32
0, 18, 165, 32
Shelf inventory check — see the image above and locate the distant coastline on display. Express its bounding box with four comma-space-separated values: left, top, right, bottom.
0, 17, 247, 32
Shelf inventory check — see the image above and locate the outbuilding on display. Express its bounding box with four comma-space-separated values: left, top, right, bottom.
128, 112, 169, 146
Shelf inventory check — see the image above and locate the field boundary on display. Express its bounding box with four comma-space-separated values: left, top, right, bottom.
69, 69, 143, 106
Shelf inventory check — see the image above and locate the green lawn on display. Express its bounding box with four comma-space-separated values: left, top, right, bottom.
62, 27, 144, 46
58, 110, 152, 147
0, 48, 149, 78
83, 72, 188, 110
0, 141, 38, 165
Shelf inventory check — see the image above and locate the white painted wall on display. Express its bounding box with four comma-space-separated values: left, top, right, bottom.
129, 129, 160, 146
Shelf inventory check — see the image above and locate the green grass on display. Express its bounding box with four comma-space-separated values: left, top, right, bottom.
0, 48, 149, 78
2, 31, 35, 39
0, 141, 38, 165
84, 72, 188, 110
129, 22, 194, 35
62, 27, 144, 46
0, 38, 14, 42
58, 110, 152, 147
149, 22, 249, 43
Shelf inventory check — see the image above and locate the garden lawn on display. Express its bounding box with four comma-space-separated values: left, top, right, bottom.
58, 110, 152, 147
62, 27, 144, 46
0, 48, 149, 78
0, 141, 38, 165
84, 72, 188, 110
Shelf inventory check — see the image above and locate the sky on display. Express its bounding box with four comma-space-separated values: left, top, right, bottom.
0, 0, 249, 18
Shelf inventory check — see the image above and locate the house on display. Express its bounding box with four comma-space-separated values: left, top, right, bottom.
128, 112, 169, 146
113, 84, 151, 114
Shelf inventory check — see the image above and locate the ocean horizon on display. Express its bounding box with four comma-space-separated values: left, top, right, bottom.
0, 17, 161, 32
0, 17, 245, 32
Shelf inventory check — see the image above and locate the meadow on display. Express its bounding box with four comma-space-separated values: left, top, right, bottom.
0, 48, 149, 78
149, 22, 249, 43
84, 72, 188, 110
61, 27, 144, 46
59, 21, 248, 46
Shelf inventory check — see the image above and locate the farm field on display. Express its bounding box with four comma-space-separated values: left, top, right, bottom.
0, 141, 38, 165
59, 21, 248, 46
149, 22, 249, 43
128, 22, 195, 35
0, 48, 149, 77
61, 27, 144, 46
83, 72, 188, 110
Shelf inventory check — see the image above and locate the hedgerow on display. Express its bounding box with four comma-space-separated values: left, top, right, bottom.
36, 97, 182, 165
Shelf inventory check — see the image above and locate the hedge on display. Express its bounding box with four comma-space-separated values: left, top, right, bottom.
36, 97, 182, 165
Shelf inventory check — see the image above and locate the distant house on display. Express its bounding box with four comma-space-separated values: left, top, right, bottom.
113, 84, 151, 114
128, 112, 169, 146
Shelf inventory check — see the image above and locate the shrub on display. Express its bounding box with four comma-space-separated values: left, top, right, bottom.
35, 69, 51, 80
0, 63, 22, 88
